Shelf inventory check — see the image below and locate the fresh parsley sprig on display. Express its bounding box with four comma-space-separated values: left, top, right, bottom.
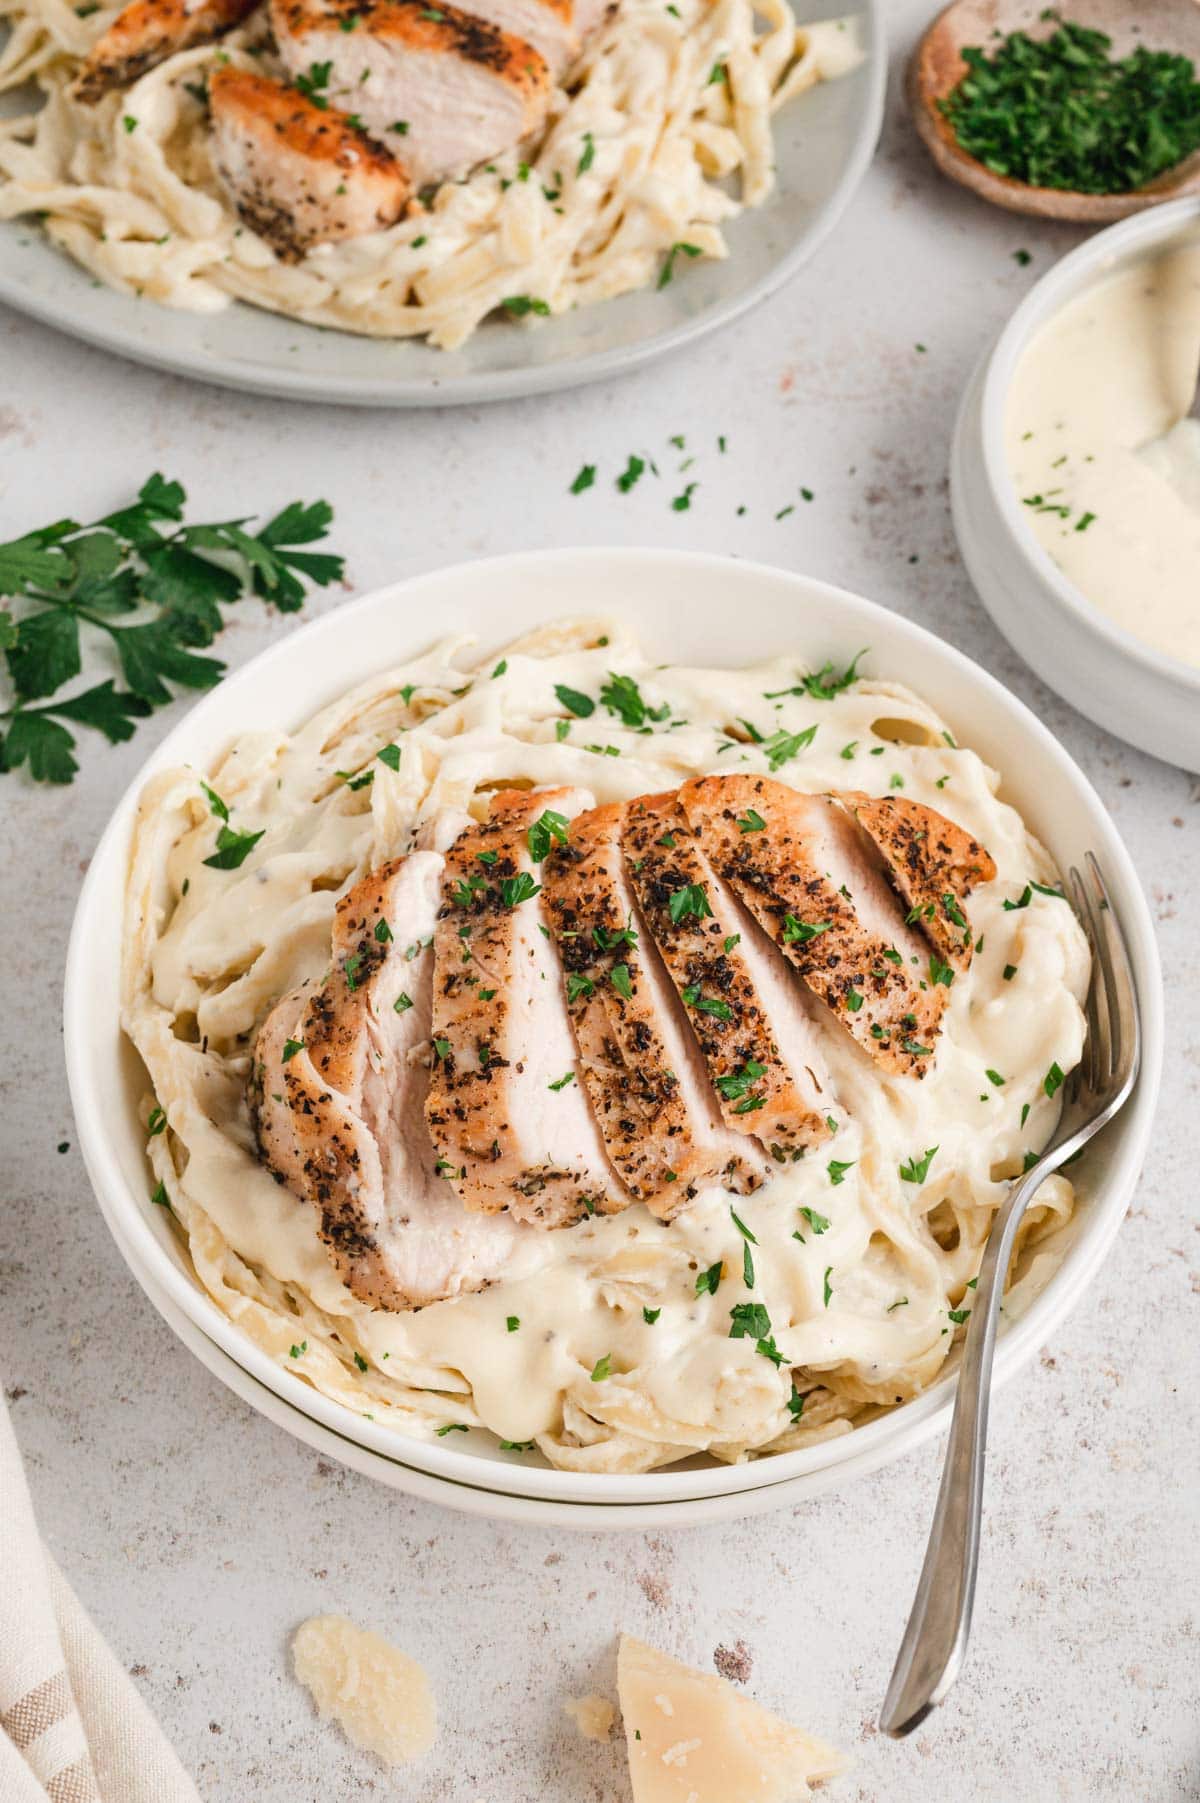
0, 475, 343, 784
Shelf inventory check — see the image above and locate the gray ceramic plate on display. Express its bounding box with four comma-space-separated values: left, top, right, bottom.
0, 2, 883, 404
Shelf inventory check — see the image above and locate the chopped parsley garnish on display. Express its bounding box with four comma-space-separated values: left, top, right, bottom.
845, 989, 864, 1013
566, 972, 595, 1003
782, 914, 830, 945
948, 1307, 971, 1326
1003, 879, 1067, 910
554, 680, 594, 716
762, 724, 817, 770
610, 962, 634, 999
146, 1105, 166, 1136
787, 1384, 805, 1419
823, 1266, 833, 1308
899, 1145, 938, 1184
281, 1039, 304, 1062
887, 1296, 909, 1313
668, 882, 711, 924
937, 17, 1200, 197
671, 483, 698, 512
799, 1206, 830, 1235
616, 454, 646, 494
1044, 1061, 1065, 1098
943, 892, 968, 931
289, 1341, 307, 1358
377, 742, 401, 771
681, 985, 733, 1022
600, 671, 668, 728
500, 872, 541, 908
502, 295, 550, 318
393, 992, 413, 1013
203, 824, 264, 870
657, 240, 702, 289
506, 1315, 520, 1332
643, 1307, 661, 1325
374, 918, 392, 942
0, 476, 342, 785
929, 953, 955, 988
499, 1439, 536, 1453
765, 649, 866, 702
716, 1061, 766, 1103
985, 1068, 1006, 1087
577, 129, 595, 174
569, 465, 596, 496
729, 1301, 771, 1341
294, 60, 332, 105
737, 808, 765, 833
1003, 963, 1018, 981
527, 807, 569, 861
547, 1070, 575, 1091
696, 1261, 724, 1297
436, 1422, 468, 1436
353, 1351, 369, 1373
827, 1159, 855, 1186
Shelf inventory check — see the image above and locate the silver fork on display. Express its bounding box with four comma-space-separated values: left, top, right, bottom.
879, 852, 1141, 1739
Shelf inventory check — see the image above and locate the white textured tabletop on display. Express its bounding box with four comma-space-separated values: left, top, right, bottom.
2, 5, 1197, 1798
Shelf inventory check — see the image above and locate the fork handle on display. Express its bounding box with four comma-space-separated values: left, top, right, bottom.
879, 1167, 1040, 1737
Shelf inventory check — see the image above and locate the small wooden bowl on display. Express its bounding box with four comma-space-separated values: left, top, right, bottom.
910, 0, 1200, 222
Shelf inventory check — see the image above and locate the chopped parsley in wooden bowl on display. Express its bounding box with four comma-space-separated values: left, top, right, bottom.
909, 2, 1200, 223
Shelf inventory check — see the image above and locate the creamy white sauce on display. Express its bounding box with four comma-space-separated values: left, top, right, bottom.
1006, 228, 1200, 669
123, 621, 1088, 1472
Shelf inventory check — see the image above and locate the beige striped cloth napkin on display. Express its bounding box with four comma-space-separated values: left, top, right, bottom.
0, 1396, 200, 1803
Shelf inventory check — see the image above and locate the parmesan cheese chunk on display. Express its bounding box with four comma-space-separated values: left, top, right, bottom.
617, 1635, 843, 1803
292, 1615, 436, 1766
564, 1693, 616, 1741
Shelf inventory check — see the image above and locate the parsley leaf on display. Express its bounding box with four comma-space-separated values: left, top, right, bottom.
0, 476, 342, 784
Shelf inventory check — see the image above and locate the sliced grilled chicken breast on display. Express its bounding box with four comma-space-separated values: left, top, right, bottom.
834, 792, 996, 971
542, 801, 765, 1214
425, 788, 627, 1228
680, 776, 950, 1078
622, 793, 832, 1160
73, 0, 256, 101
271, 0, 552, 186
253, 853, 524, 1310
451, 0, 578, 72
209, 68, 411, 260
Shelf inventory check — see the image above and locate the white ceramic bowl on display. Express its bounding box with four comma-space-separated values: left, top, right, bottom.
64, 549, 1163, 1521
951, 197, 1200, 772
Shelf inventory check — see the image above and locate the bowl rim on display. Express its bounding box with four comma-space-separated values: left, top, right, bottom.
64, 546, 1165, 1507
977, 194, 1200, 701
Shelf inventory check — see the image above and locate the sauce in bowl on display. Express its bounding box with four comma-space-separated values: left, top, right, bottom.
1005, 228, 1200, 671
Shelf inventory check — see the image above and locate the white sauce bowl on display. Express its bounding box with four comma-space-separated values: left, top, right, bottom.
951, 198, 1200, 773
63, 549, 1163, 1522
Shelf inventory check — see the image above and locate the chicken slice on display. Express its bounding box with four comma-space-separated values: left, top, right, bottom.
447, 0, 578, 73
425, 788, 628, 1228
271, 0, 552, 186
542, 801, 765, 1215
680, 775, 948, 1078
834, 792, 996, 971
252, 852, 525, 1310
73, 0, 256, 101
622, 793, 832, 1160
209, 69, 411, 260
